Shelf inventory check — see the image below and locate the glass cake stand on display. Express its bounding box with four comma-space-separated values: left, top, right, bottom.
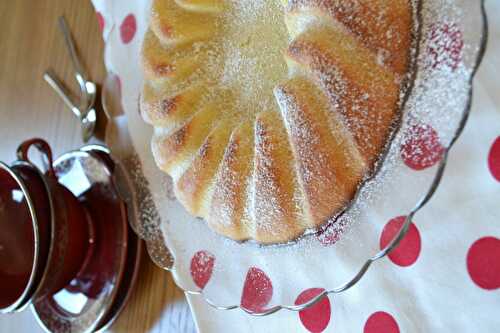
101, 0, 488, 317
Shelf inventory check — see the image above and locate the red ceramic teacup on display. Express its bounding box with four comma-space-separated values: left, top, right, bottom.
0, 139, 93, 313
0, 160, 51, 313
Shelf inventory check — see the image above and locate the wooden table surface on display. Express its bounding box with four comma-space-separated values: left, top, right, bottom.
0, 1, 195, 332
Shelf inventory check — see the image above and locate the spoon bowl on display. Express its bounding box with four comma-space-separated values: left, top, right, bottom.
84, 81, 97, 113
81, 108, 97, 143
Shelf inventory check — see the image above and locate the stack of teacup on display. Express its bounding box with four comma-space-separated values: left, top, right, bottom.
0, 139, 92, 314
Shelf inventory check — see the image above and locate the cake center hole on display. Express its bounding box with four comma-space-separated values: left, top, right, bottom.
220, 0, 289, 114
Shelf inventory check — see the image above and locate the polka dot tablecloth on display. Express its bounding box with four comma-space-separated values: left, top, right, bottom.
92, 0, 499, 332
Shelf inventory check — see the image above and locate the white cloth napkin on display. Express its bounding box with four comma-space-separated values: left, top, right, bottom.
91, 0, 500, 332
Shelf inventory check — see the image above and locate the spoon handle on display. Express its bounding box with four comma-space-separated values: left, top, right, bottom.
58, 16, 90, 111
43, 71, 82, 119
58, 16, 86, 80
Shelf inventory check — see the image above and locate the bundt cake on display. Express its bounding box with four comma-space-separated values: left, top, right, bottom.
141, 0, 416, 244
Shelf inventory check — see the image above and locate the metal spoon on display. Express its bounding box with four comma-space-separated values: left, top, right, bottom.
58, 17, 91, 111
43, 71, 97, 143
58, 16, 98, 119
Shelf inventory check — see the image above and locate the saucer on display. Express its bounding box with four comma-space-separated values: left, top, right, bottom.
80, 145, 144, 332
32, 149, 129, 333
95, 219, 142, 332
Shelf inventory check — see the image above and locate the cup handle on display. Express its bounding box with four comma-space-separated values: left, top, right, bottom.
16, 138, 56, 177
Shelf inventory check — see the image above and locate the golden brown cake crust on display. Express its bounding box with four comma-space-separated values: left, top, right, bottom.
287, 0, 413, 75
141, 0, 416, 244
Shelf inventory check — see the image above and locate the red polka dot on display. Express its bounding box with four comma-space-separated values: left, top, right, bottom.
190, 250, 215, 289
364, 311, 400, 333
120, 14, 137, 44
380, 216, 421, 267
488, 136, 500, 182
427, 22, 464, 71
96, 11, 105, 32
466, 237, 500, 290
240, 267, 273, 312
401, 123, 445, 170
295, 288, 331, 333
